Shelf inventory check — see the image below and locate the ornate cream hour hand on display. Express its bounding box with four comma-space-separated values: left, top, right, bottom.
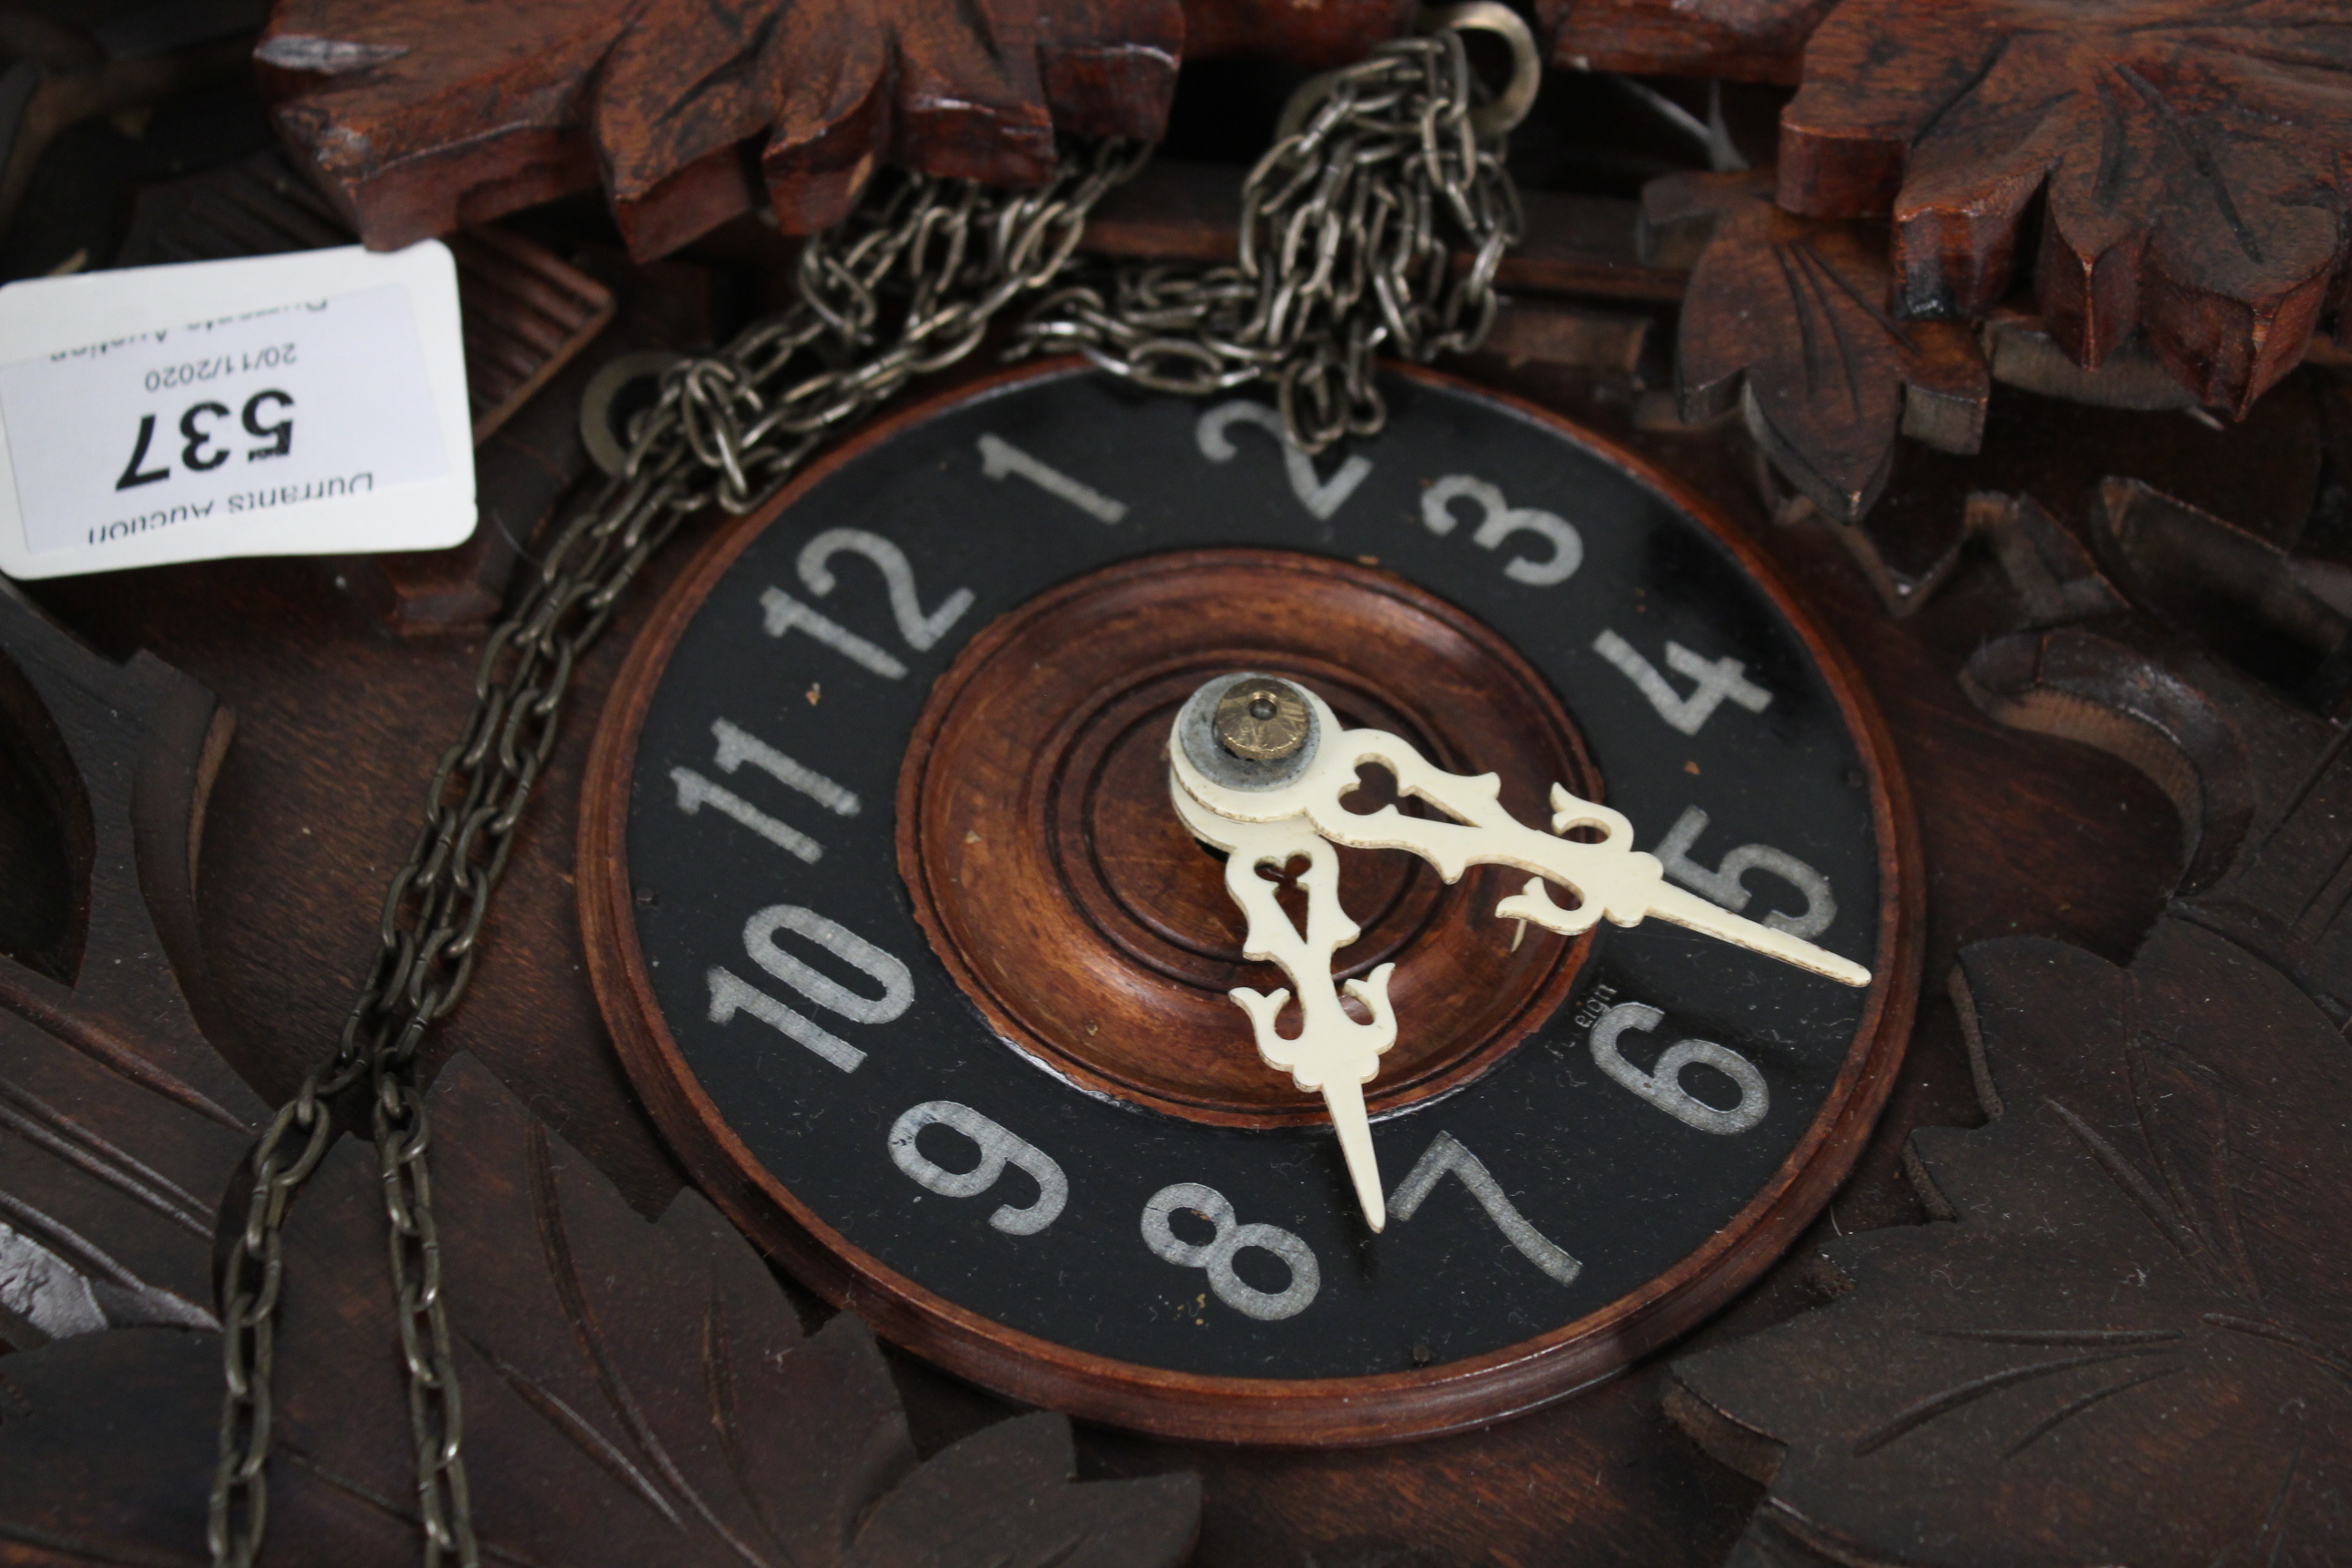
1171, 675, 1872, 989
1171, 785, 1396, 1230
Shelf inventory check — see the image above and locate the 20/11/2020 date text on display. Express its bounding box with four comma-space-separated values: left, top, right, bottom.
142, 342, 294, 392
114, 388, 293, 490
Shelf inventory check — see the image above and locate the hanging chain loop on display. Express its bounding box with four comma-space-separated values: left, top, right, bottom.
1015, 9, 1532, 453
208, 136, 1148, 1568
211, 13, 1530, 1563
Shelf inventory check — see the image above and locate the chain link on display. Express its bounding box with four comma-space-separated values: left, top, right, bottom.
211, 23, 1527, 1563
208, 136, 1149, 1568
1015, 24, 1524, 453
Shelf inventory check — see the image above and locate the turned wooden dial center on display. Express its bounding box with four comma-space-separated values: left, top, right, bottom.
897, 549, 1600, 1128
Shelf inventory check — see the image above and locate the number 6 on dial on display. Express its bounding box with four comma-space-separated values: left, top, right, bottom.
1589, 1001, 1769, 1135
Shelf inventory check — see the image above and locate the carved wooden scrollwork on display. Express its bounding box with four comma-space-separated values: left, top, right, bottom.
0, 587, 262, 1353
0, 594, 1201, 1566
256, 0, 1420, 260
1780, 2, 2352, 419
1613, 2, 2352, 536
1644, 170, 1988, 526
1667, 478, 2352, 1567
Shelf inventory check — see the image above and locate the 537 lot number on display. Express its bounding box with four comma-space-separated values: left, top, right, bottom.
115, 388, 294, 490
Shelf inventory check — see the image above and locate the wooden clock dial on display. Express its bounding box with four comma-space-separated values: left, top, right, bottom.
580, 361, 1922, 1444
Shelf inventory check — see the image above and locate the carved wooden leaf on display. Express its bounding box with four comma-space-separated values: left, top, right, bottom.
0, 1326, 219, 1563
1643, 170, 1988, 524
1780, 1, 2352, 416
0, 1051, 1200, 1564
0, 1049, 1199, 1566
258, 0, 1416, 260
1671, 919, 2351, 1567
260, 1052, 1199, 1564
1961, 480, 2352, 903
259, 0, 1188, 255
1671, 480, 2352, 1565
0, 587, 263, 1351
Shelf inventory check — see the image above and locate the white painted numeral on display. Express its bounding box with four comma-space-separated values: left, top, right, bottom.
799, 527, 974, 652
712, 717, 858, 817
1196, 400, 1371, 521
977, 433, 1128, 524
672, 718, 856, 862
1589, 1002, 1768, 1135
709, 906, 914, 1073
888, 1101, 1068, 1236
761, 588, 906, 679
672, 769, 822, 863
1592, 629, 1771, 736
1420, 475, 1583, 586
1388, 1132, 1581, 1286
1142, 1182, 1320, 1321
1654, 806, 1835, 939
707, 966, 865, 1073
742, 904, 912, 1025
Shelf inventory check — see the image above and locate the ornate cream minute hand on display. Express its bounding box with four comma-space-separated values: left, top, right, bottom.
1168, 673, 1871, 1236
1171, 679, 1872, 988
1171, 786, 1396, 1230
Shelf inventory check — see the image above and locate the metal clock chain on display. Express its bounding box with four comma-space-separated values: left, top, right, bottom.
206, 16, 1530, 1568
204, 140, 1148, 1568
1017, 3, 1534, 453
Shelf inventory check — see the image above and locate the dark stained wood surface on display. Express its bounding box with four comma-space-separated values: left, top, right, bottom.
1669, 475, 2352, 1566
1083, 160, 1689, 305
1787, 368, 2340, 628
257, 0, 1432, 258
0, 589, 263, 1353
898, 551, 1602, 1126
1549, 0, 1822, 84
7, 336, 2234, 1560
1644, 171, 1988, 529
449, 226, 615, 443
1778, 1, 2352, 419
1681, 913, 2352, 1568
0, 1052, 1205, 1568
9, 10, 2350, 1554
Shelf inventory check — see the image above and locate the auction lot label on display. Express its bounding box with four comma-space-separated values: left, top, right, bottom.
0, 242, 474, 580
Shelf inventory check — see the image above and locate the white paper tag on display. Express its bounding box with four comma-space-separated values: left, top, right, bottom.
0, 242, 475, 580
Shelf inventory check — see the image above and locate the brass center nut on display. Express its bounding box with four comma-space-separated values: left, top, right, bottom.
1213, 678, 1311, 761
